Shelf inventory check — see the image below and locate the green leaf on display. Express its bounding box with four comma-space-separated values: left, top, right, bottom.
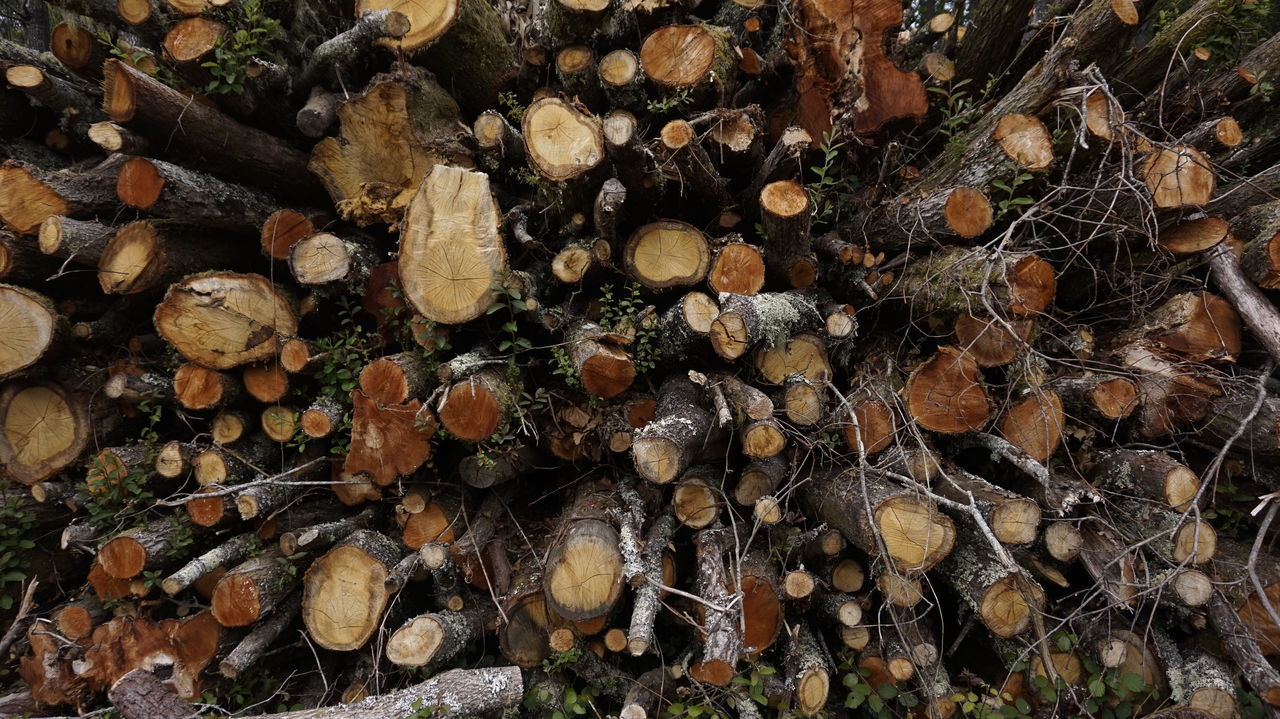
1121, 673, 1145, 692
1089, 678, 1106, 697
877, 684, 898, 699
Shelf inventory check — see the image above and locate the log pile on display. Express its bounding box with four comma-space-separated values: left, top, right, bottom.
3, 0, 1280, 717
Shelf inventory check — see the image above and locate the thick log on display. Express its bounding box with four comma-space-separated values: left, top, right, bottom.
0, 381, 89, 485
709, 292, 821, 361
344, 391, 435, 486
544, 479, 625, 621
523, 96, 604, 181
1090, 449, 1200, 511
802, 468, 956, 574
632, 376, 716, 484
210, 546, 302, 627
302, 529, 405, 651
154, 273, 298, 370
689, 527, 739, 686
398, 165, 506, 324
893, 247, 1056, 320
0, 156, 123, 235
386, 606, 492, 668
941, 522, 1045, 638
309, 72, 469, 227
116, 156, 279, 234
102, 60, 317, 199
625, 220, 711, 290
786, 0, 927, 138
904, 346, 992, 434
641, 24, 735, 107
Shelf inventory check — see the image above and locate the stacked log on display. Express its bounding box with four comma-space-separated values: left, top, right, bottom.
4, 1, 1280, 718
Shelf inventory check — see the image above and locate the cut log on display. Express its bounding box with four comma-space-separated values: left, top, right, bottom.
38, 216, 112, 267
709, 292, 820, 361
344, 391, 435, 486
398, 165, 506, 325
708, 240, 766, 296
116, 157, 279, 234
859, 186, 993, 249
998, 389, 1064, 463
625, 220, 711, 290
0, 157, 123, 235
437, 366, 517, 441
905, 346, 992, 434
785, 0, 927, 138
260, 210, 315, 261
1090, 449, 1200, 511
1112, 291, 1241, 363
98, 517, 203, 579
657, 119, 731, 208
656, 291, 718, 358
934, 468, 1040, 545
154, 273, 298, 370
1140, 146, 1216, 209
210, 546, 301, 627
689, 527, 738, 686
0, 380, 89, 485
640, 25, 734, 106
752, 332, 832, 385
941, 523, 1045, 638
102, 60, 316, 198
1051, 374, 1139, 423
308, 72, 470, 227
387, 606, 492, 668
544, 480, 625, 621
0, 284, 59, 377
672, 472, 720, 529
522, 97, 604, 181
954, 314, 1034, 367
803, 468, 956, 574
632, 376, 715, 484
893, 247, 1056, 319
564, 320, 635, 398
1111, 497, 1216, 565
302, 529, 404, 651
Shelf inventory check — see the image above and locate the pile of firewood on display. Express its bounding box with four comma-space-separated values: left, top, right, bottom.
2, 0, 1280, 716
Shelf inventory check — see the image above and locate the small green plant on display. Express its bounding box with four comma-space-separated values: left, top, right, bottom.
0, 482, 37, 610
990, 166, 1036, 220
661, 700, 729, 719
200, 0, 283, 95
163, 514, 195, 554
928, 78, 982, 159
1155, 0, 1275, 68
307, 296, 374, 455
731, 664, 778, 708
646, 87, 694, 115
404, 697, 439, 719
806, 130, 862, 229
542, 648, 583, 672
597, 282, 660, 374
80, 453, 156, 532
551, 346, 583, 389
499, 91, 526, 123
486, 280, 535, 383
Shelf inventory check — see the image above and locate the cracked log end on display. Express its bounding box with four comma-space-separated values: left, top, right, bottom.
0, 381, 87, 485
154, 273, 298, 370
0, 284, 57, 377
626, 220, 710, 290
906, 346, 991, 433
523, 97, 604, 181
545, 518, 624, 621
641, 25, 720, 87
954, 315, 1034, 367
99, 222, 163, 295
0, 163, 69, 235
399, 165, 506, 325
875, 497, 956, 573
1141, 146, 1216, 209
